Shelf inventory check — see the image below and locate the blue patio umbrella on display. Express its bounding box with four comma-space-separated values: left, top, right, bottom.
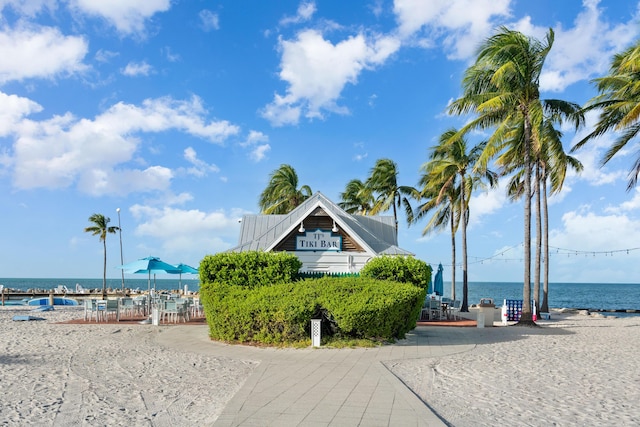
433, 263, 444, 296
174, 263, 199, 289
117, 256, 181, 294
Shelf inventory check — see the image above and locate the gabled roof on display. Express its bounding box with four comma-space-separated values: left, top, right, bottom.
228, 192, 413, 256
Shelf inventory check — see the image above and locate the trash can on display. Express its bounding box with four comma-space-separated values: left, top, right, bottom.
477, 298, 495, 327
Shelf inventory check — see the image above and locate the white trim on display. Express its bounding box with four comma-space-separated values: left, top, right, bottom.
264, 199, 378, 256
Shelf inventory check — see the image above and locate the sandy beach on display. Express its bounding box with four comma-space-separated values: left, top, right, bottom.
388, 310, 640, 426
0, 306, 257, 426
2, 306, 639, 426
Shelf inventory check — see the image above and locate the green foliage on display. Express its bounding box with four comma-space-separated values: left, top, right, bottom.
200, 276, 425, 345
313, 277, 424, 339
360, 256, 432, 290
199, 251, 302, 289
200, 281, 317, 344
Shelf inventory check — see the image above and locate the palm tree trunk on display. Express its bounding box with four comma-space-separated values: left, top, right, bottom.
392, 197, 399, 237
460, 175, 469, 312
518, 116, 534, 324
450, 213, 456, 302
541, 173, 550, 313
534, 165, 542, 318
102, 239, 107, 297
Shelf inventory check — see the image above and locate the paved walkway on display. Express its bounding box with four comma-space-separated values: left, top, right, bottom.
155, 324, 493, 426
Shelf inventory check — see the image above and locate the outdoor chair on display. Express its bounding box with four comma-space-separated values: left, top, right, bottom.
133, 296, 147, 316
428, 299, 444, 320
104, 299, 119, 321
84, 299, 98, 321
160, 300, 186, 323
190, 297, 203, 318
173, 298, 190, 322
119, 297, 135, 318
448, 300, 461, 320
96, 300, 108, 321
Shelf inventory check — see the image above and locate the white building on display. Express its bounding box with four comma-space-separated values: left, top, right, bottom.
229, 192, 413, 274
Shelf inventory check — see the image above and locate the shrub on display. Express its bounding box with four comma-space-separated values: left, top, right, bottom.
200, 276, 425, 344
199, 251, 302, 289
360, 255, 432, 290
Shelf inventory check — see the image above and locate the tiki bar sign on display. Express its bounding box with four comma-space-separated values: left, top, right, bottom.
296, 229, 342, 251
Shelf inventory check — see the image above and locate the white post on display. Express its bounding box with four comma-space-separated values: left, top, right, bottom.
477, 311, 485, 328
311, 319, 321, 347
116, 208, 125, 292
152, 306, 160, 326
502, 299, 508, 325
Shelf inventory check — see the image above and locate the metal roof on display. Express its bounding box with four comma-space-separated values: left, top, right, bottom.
228, 192, 413, 256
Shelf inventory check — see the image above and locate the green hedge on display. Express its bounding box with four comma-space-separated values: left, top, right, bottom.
200, 276, 425, 344
360, 255, 432, 290
199, 251, 302, 289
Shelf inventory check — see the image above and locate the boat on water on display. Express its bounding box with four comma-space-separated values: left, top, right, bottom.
27, 297, 79, 306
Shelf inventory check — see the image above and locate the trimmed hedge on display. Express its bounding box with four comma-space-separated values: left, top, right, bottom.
360, 255, 432, 290
200, 276, 425, 344
199, 251, 302, 289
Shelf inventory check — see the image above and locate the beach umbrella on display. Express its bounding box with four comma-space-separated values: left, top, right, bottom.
434, 263, 444, 296
173, 263, 199, 290
117, 256, 181, 294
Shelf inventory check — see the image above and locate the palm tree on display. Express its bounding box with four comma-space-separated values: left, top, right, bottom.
84, 213, 119, 297
259, 164, 312, 214
539, 121, 583, 312
365, 158, 419, 237
418, 129, 497, 311
448, 27, 583, 324
415, 161, 461, 302
338, 179, 374, 214
573, 39, 640, 191
497, 119, 583, 316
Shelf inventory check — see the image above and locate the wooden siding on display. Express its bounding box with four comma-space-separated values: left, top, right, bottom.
273, 208, 365, 252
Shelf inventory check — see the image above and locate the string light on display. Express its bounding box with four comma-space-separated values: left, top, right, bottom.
425, 243, 640, 268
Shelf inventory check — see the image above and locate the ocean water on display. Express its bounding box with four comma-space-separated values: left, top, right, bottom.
2, 278, 639, 314
0, 277, 200, 294
448, 281, 640, 314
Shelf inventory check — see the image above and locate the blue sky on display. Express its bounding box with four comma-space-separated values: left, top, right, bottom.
1, 0, 640, 284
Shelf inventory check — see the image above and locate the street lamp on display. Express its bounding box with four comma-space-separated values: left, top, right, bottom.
117, 208, 125, 291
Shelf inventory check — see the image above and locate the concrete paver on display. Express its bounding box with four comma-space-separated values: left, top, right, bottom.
155, 325, 486, 426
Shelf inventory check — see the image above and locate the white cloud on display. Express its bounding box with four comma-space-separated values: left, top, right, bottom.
130, 204, 247, 258
249, 144, 270, 162
0, 91, 42, 137
240, 130, 270, 162
8, 95, 239, 194
468, 182, 508, 226
69, 0, 170, 35
183, 146, 219, 177
535, 202, 640, 282
520, 0, 640, 92
569, 111, 627, 186
240, 130, 268, 147
122, 61, 153, 76
605, 188, 640, 213
0, 24, 88, 83
94, 49, 119, 63
162, 46, 180, 62
353, 152, 368, 162
392, 0, 511, 59
551, 208, 640, 254
280, 1, 317, 26
261, 29, 400, 126
78, 165, 174, 197
199, 9, 220, 32
0, 0, 56, 16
